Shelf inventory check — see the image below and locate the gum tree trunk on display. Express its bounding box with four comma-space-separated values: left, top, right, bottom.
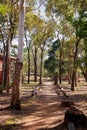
10, 60, 23, 109
39, 43, 45, 85
71, 38, 81, 91
10, 0, 25, 109
34, 44, 37, 82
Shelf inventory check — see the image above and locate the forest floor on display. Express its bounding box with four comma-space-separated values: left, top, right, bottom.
0, 79, 87, 130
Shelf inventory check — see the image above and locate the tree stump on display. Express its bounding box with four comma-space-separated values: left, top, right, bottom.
64, 106, 87, 127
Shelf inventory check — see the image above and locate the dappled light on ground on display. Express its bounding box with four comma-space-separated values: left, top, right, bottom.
0, 80, 87, 129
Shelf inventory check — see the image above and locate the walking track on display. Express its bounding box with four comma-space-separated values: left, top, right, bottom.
0, 80, 87, 130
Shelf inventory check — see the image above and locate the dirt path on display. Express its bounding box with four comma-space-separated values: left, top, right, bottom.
19, 81, 66, 130
0, 81, 87, 130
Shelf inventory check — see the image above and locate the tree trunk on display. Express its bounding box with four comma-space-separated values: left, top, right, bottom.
39, 49, 44, 85
54, 72, 58, 85
28, 49, 30, 84
68, 71, 72, 84
83, 71, 87, 82
2, 47, 6, 87
71, 71, 76, 91
34, 45, 37, 82
5, 0, 14, 92
5, 38, 11, 93
75, 71, 77, 87
71, 38, 81, 91
67, 53, 72, 84
2, 0, 14, 91
59, 48, 62, 84
22, 74, 24, 83
59, 38, 64, 84
3, 45, 7, 88
0, 29, 6, 88
10, 60, 23, 109
24, 30, 30, 84
80, 66, 87, 82
4, 42, 9, 89
10, 0, 25, 109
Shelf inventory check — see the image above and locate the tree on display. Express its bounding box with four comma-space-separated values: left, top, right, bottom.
24, 30, 31, 84
44, 39, 60, 77
0, 1, 12, 93
69, 9, 87, 90
25, 11, 45, 82
36, 20, 56, 85
45, 0, 87, 90
80, 39, 87, 81
0, 0, 19, 93
10, 0, 25, 110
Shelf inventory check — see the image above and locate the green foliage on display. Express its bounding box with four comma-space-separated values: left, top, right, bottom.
25, 12, 44, 31
44, 56, 57, 76
0, 4, 10, 16
67, 9, 87, 38
51, 39, 60, 51
44, 39, 60, 77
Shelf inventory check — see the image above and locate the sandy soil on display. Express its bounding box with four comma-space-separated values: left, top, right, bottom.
0, 80, 87, 130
